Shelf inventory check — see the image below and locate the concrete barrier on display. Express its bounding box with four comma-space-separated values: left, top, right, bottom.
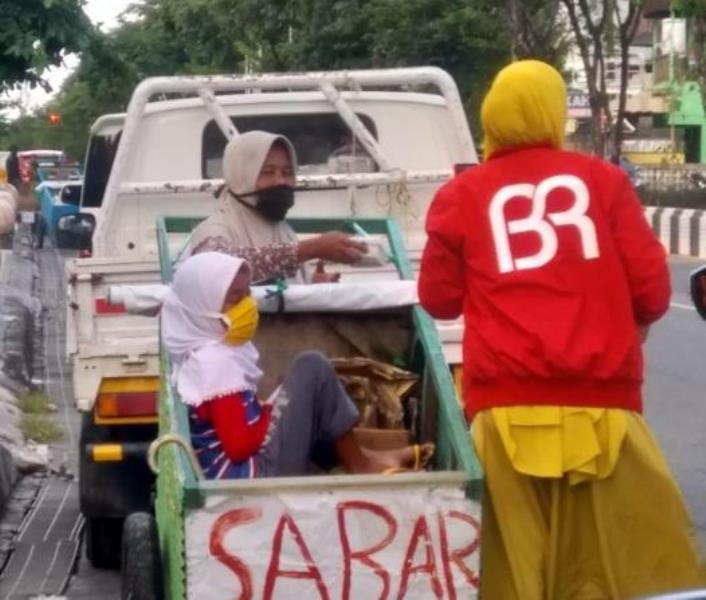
644, 206, 706, 258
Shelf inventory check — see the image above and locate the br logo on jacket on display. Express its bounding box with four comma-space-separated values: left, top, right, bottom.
489, 174, 600, 273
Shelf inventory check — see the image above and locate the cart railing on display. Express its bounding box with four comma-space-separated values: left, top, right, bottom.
154, 215, 483, 599
156, 215, 482, 499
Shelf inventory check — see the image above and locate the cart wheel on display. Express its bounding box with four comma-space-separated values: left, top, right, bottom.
85, 517, 122, 569
121, 512, 163, 600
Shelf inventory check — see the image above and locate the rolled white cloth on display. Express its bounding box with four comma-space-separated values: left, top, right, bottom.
108, 280, 419, 316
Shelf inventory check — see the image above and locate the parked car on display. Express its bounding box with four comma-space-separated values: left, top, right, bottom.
17, 149, 65, 183
34, 179, 83, 248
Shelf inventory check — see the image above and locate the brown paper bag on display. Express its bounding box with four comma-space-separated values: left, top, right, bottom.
331, 357, 417, 429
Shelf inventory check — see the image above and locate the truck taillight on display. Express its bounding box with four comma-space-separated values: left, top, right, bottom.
95, 377, 159, 424
79, 249, 92, 258
95, 297, 126, 315
96, 392, 157, 418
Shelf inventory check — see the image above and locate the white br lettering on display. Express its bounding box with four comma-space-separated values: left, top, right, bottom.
489, 175, 599, 273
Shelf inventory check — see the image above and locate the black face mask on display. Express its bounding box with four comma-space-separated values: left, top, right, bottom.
232, 185, 294, 222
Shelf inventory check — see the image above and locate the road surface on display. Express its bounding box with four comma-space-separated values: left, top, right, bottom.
644, 256, 706, 542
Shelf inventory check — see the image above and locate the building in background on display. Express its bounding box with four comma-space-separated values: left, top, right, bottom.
564, 0, 706, 165
644, 0, 706, 164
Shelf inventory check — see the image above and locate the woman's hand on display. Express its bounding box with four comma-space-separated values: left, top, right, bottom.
297, 232, 368, 264
310, 260, 341, 283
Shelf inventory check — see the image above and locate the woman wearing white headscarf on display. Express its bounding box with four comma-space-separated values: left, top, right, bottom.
161, 252, 430, 478
190, 131, 367, 283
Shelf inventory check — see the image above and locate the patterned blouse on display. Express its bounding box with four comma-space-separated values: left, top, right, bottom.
192, 235, 299, 283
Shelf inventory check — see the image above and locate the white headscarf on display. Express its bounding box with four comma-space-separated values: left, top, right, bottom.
161, 252, 262, 406
190, 131, 299, 250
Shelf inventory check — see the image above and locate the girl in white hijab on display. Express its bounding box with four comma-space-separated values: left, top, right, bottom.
189, 131, 367, 284
161, 251, 430, 479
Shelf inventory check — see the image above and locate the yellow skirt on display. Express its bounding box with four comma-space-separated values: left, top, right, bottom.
472, 408, 705, 599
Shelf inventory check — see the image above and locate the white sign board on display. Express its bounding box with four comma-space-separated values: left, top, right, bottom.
568, 91, 591, 119
186, 486, 481, 599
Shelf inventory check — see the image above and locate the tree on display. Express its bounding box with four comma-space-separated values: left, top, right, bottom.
674, 0, 706, 95
506, 0, 572, 65
102, 0, 510, 133
360, 0, 511, 110
1, 0, 513, 158
160, 0, 510, 124
134, 0, 245, 73
612, 1, 644, 156
0, 2, 191, 157
0, 0, 91, 92
562, 0, 643, 157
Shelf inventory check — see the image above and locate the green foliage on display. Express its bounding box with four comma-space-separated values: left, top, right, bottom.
1, 3, 193, 157
0, 0, 91, 92
18, 390, 62, 443
18, 390, 53, 414
673, 0, 706, 101
2, 0, 568, 158
508, 0, 571, 65
142, 0, 513, 103
673, 0, 706, 17
20, 414, 64, 443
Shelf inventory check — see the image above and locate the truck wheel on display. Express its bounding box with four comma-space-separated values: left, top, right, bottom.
56, 227, 70, 249
121, 512, 163, 600
85, 517, 122, 569
33, 214, 45, 249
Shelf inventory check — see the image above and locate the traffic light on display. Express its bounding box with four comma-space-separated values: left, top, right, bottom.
47, 112, 61, 125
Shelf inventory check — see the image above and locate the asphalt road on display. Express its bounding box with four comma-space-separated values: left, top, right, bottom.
643, 256, 706, 544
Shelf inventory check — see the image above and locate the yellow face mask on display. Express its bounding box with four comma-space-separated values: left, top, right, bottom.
221, 295, 259, 346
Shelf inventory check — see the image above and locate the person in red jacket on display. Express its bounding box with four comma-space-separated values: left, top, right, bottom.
161, 251, 429, 479
419, 60, 704, 598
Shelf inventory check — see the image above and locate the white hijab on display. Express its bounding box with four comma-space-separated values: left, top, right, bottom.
190, 131, 299, 250
161, 252, 262, 406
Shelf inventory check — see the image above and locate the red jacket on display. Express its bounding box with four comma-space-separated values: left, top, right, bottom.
419, 146, 670, 419
195, 393, 271, 462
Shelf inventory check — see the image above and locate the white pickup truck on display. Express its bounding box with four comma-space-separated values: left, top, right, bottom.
62, 67, 477, 567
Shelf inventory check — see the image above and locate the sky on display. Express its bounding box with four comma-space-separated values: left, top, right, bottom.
2, 0, 134, 117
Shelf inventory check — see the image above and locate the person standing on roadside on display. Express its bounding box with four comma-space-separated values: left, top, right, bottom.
5, 145, 20, 188
418, 59, 704, 599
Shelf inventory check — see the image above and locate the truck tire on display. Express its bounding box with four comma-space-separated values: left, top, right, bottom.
85, 517, 123, 569
56, 226, 70, 249
121, 512, 163, 600
79, 411, 156, 569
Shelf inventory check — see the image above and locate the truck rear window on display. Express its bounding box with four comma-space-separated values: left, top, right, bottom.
82, 131, 122, 208
202, 113, 379, 179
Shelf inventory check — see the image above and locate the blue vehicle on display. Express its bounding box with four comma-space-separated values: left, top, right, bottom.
34, 178, 83, 248
31, 158, 82, 248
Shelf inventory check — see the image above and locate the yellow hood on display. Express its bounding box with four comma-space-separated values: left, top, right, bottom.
481, 60, 567, 160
